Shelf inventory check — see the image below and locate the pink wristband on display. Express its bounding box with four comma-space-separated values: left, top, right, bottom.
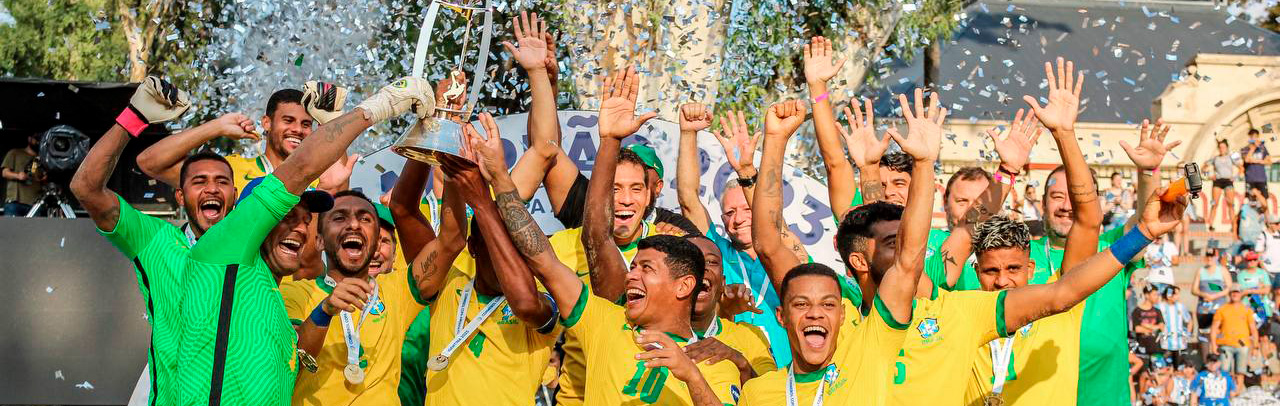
116, 106, 149, 137
993, 172, 1015, 185
814, 92, 829, 103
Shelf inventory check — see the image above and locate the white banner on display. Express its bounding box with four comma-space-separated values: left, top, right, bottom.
349, 111, 841, 268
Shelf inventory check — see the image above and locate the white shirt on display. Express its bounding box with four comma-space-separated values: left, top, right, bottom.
1258, 231, 1280, 273
1145, 240, 1179, 286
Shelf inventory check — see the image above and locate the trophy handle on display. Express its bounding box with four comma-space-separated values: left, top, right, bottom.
463, 0, 495, 117
410, 1, 443, 79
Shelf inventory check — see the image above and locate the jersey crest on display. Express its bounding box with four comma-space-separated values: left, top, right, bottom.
917, 318, 940, 340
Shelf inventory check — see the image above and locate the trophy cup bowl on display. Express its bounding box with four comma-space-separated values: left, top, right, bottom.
391, 113, 466, 165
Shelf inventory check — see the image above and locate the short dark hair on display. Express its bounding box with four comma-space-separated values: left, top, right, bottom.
636, 235, 705, 284
1249, 129, 1261, 136
943, 167, 991, 202
320, 190, 376, 232
618, 147, 651, 187
881, 152, 913, 174
1218, 139, 1230, 149
779, 263, 841, 299
655, 208, 701, 237
835, 201, 903, 271
266, 89, 304, 117
179, 151, 232, 187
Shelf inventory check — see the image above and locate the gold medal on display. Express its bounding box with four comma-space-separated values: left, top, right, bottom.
344, 363, 365, 384
984, 394, 1004, 406
296, 349, 318, 374
427, 354, 450, 371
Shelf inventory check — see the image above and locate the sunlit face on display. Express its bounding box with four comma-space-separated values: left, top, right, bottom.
176, 159, 236, 235
1219, 142, 1229, 155
262, 206, 312, 278
613, 162, 652, 244
263, 102, 313, 159
369, 225, 397, 277
319, 196, 379, 276
720, 186, 753, 249
881, 167, 911, 206
945, 177, 989, 227
976, 247, 1034, 291
1229, 290, 1243, 303
1025, 186, 1037, 200
690, 238, 724, 321
1043, 171, 1072, 238
777, 275, 843, 371
622, 248, 697, 326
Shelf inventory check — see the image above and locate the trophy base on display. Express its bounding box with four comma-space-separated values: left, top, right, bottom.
392, 117, 468, 165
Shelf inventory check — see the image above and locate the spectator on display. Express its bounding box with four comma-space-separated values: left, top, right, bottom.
1145, 234, 1180, 289
1205, 139, 1241, 232
1235, 187, 1268, 255
1236, 252, 1272, 306
1158, 286, 1193, 367
1167, 364, 1195, 406
1, 133, 44, 216
1257, 219, 1280, 285
1134, 284, 1168, 364
1103, 172, 1135, 232
1241, 128, 1274, 217
1211, 288, 1260, 386
1192, 353, 1237, 406
1195, 248, 1235, 355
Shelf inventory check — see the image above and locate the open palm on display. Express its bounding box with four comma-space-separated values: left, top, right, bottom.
839, 98, 890, 167
889, 88, 945, 162
1023, 57, 1083, 133
465, 112, 506, 182
712, 110, 760, 173
988, 108, 1043, 172
1120, 119, 1179, 170
597, 66, 657, 140
502, 11, 548, 71
803, 36, 846, 84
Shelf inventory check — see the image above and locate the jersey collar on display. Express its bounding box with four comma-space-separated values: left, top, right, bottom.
793, 366, 827, 383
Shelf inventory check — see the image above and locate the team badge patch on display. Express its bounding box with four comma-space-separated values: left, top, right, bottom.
369, 297, 385, 315
917, 318, 939, 339
730, 385, 741, 402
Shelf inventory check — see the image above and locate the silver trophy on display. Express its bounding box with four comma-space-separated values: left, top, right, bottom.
391, 0, 494, 164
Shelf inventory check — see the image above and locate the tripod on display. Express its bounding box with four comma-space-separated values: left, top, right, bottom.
26, 182, 76, 218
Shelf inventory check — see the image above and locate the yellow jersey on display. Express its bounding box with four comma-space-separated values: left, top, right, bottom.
964, 303, 1084, 406
423, 265, 557, 405
225, 154, 322, 193
699, 317, 777, 376
562, 283, 742, 405
280, 270, 427, 405
738, 289, 908, 406
887, 288, 1007, 406
549, 224, 653, 406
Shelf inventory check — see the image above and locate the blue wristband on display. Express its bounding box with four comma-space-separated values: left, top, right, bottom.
310, 304, 333, 327
1109, 227, 1153, 265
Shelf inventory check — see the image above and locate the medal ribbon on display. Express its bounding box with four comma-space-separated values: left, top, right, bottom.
989, 336, 1015, 396
333, 275, 379, 370
439, 279, 506, 362
786, 364, 831, 406
733, 253, 768, 308
182, 223, 197, 245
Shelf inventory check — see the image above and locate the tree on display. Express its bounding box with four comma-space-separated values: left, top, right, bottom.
0, 0, 127, 81
113, 0, 222, 82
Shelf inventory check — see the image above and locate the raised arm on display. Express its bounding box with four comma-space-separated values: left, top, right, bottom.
1025, 58, 1101, 271
1121, 118, 1179, 233
135, 113, 258, 187
803, 36, 857, 220
676, 103, 714, 232
753, 100, 809, 289
387, 160, 437, 257
274, 77, 433, 195
581, 66, 657, 301
932, 109, 1040, 289
406, 176, 466, 301
445, 115, 554, 325
73, 77, 191, 230
879, 88, 945, 323
1003, 187, 1187, 332
840, 99, 892, 208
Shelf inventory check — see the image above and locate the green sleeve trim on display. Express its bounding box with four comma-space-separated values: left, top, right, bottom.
838, 276, 863, 309
290, 318, 303, 326
407, 264, 429, 306
873, 296, 910, 330
561, 282, 589, 328
995, 290, 1011, 338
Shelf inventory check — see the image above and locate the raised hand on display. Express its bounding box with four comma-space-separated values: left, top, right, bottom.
634, 331, 701, 383
713, 110, 761, 175
1023, 57, 1083, 133
679, 102, 712, 132
838, 98, 890, 167
718, 284, 763, 317
889, 88, 946, 162
1137, 186, 1189, 238
317, 154, 361, 194
543, 32, 560, 85
322, 277, 373, 315
464, 112, 507, 182
803, 36, 846, 85
213, 112, 260, 141
301, 81, 349, 125
1120, 119, 1179, 171
764, 99, 807, 140
501, 10, 549, 72
987, 108, 1043, 173
597, 66, 657, 140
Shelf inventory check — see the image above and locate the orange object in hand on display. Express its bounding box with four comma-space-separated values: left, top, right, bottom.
1160, 163, 1201, 203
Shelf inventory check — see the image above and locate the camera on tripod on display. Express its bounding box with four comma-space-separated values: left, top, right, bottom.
25, 125, 89, 218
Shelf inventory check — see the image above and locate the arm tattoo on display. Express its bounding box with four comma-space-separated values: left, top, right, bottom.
415, 249, 440, 290
941, 249, 959, 267
319, 113, 356, 142
1067, 182, 1099, 204
761, 169, 782, 198
495, 190, 551, 256
861, 180, 886, 203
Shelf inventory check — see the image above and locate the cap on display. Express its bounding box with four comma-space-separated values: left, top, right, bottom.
1205, 353, 1220, 363
1246, 252, 1260, 261
625, 144, 664, 179
374, 203, 395, 230
238, 176, 334, 213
